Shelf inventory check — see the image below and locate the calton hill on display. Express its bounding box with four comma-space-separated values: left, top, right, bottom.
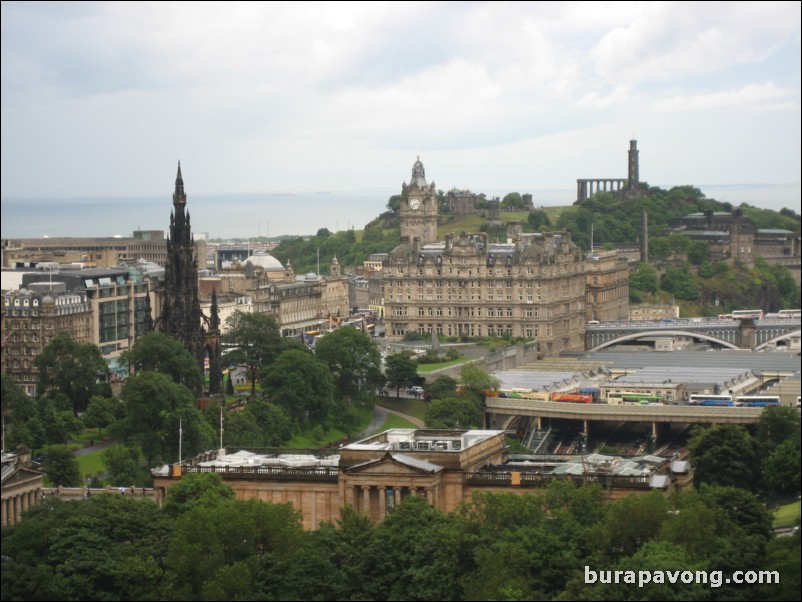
266, 184, 800, 316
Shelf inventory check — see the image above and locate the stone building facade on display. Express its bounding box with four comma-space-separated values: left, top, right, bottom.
153, 428, 685, 531
585, 251, 630, 322
1, 284, 93, 396
447, 188, 479, 214
384, 231, 588, 356
1, 450, 44, 527
19, 266, 156, 378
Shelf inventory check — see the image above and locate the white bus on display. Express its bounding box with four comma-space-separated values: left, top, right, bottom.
731, 309, 764, 320
734, 395, 781, 407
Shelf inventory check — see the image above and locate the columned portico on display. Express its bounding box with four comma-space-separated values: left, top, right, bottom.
1, 457, 45, 527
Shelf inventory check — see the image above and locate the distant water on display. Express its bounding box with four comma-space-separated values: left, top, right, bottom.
1, 183, 797, 240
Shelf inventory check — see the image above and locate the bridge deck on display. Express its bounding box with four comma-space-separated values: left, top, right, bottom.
487, 399, 765, 424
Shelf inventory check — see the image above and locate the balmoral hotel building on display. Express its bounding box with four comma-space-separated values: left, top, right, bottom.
383, 158, 629, 357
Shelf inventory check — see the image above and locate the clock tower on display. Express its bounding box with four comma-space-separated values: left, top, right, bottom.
399, 157, 439, 245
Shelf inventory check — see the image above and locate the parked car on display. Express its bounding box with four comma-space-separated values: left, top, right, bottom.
407, 386, 425, 396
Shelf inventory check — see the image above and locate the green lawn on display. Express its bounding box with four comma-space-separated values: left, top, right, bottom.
77, 450, 107, 480
773, 500, 801, 529
417, 358, 470, 373
377, 398, 428, 420
378, 414, 418, 430
70, 429, 110, 444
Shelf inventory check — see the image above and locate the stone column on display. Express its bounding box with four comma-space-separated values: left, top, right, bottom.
1, 498, 7, 526
379, 486, 387, 516
394, 487, 402, 507
362, 486, 371, 517
425, 488, 433, 505
21, 492, 28, 514
12, 495, 20, 525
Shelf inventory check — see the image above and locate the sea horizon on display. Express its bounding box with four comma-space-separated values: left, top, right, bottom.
2, 182, 798, 241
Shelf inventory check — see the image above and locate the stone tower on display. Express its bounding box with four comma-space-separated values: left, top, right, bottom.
158, 163, 222, 395
627, 139, 640, 189
399, 157, 439, 245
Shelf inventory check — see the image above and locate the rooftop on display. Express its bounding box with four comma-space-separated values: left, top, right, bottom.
342, 428, 503, 453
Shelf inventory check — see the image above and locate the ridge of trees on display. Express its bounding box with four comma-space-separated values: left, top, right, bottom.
2, 478, 796, 601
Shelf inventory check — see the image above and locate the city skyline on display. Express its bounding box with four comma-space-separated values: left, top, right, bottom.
2, 2, 799, 207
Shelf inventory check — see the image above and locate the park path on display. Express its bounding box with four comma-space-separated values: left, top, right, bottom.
357, 403, 425, 439
73, 439, 115, 457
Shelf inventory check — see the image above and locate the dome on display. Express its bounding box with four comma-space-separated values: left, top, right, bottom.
42, 294, 56, 305
245, 251, 284, 271
410, 156, 427, 187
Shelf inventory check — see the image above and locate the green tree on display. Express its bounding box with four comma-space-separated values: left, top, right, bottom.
223, 311, 283, 396
316, 227, 332, 238
756, 405, 801, 451
762, 438, 801, 494
667, 233, 691, 255
757, 532, 802, 601
315, 327, 383, 401
354, 497, 466, 601
501, 192, 524, 210
245, 397, 293, 445
384, 352, 418, 398
425, 397, 483, 428
82, 394, 120, 439
261, 349, 334, 424
103, 444, 147, 486
121, 331, 203, 393
117, 372, 213, 466
661, 265, 698, 300
527, 209, 551, 231
42, 444, 82, 486
34, 333, 108, 414
425, 375, 459, 401
1, 374, 37, 449
688, 424, 760, 489
629, 263, 659, 294
36, 395, 83, 445
0, 494, 171, 601
459, 364, 500, 398
167, 498, 304, 599
648, 236, 671, 259
162, 472, 235, 517
687, 241, 710, 265
603, 491, 669, 557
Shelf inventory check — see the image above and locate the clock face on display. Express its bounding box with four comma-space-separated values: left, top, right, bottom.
409, 198, 420, 210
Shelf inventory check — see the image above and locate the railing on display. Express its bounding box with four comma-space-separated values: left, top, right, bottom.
465, 471, 654, 489
183, 464, 339, 482
227, 447, 341, 458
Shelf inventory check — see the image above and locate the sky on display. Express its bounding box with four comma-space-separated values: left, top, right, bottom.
1, 1, 800, 210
